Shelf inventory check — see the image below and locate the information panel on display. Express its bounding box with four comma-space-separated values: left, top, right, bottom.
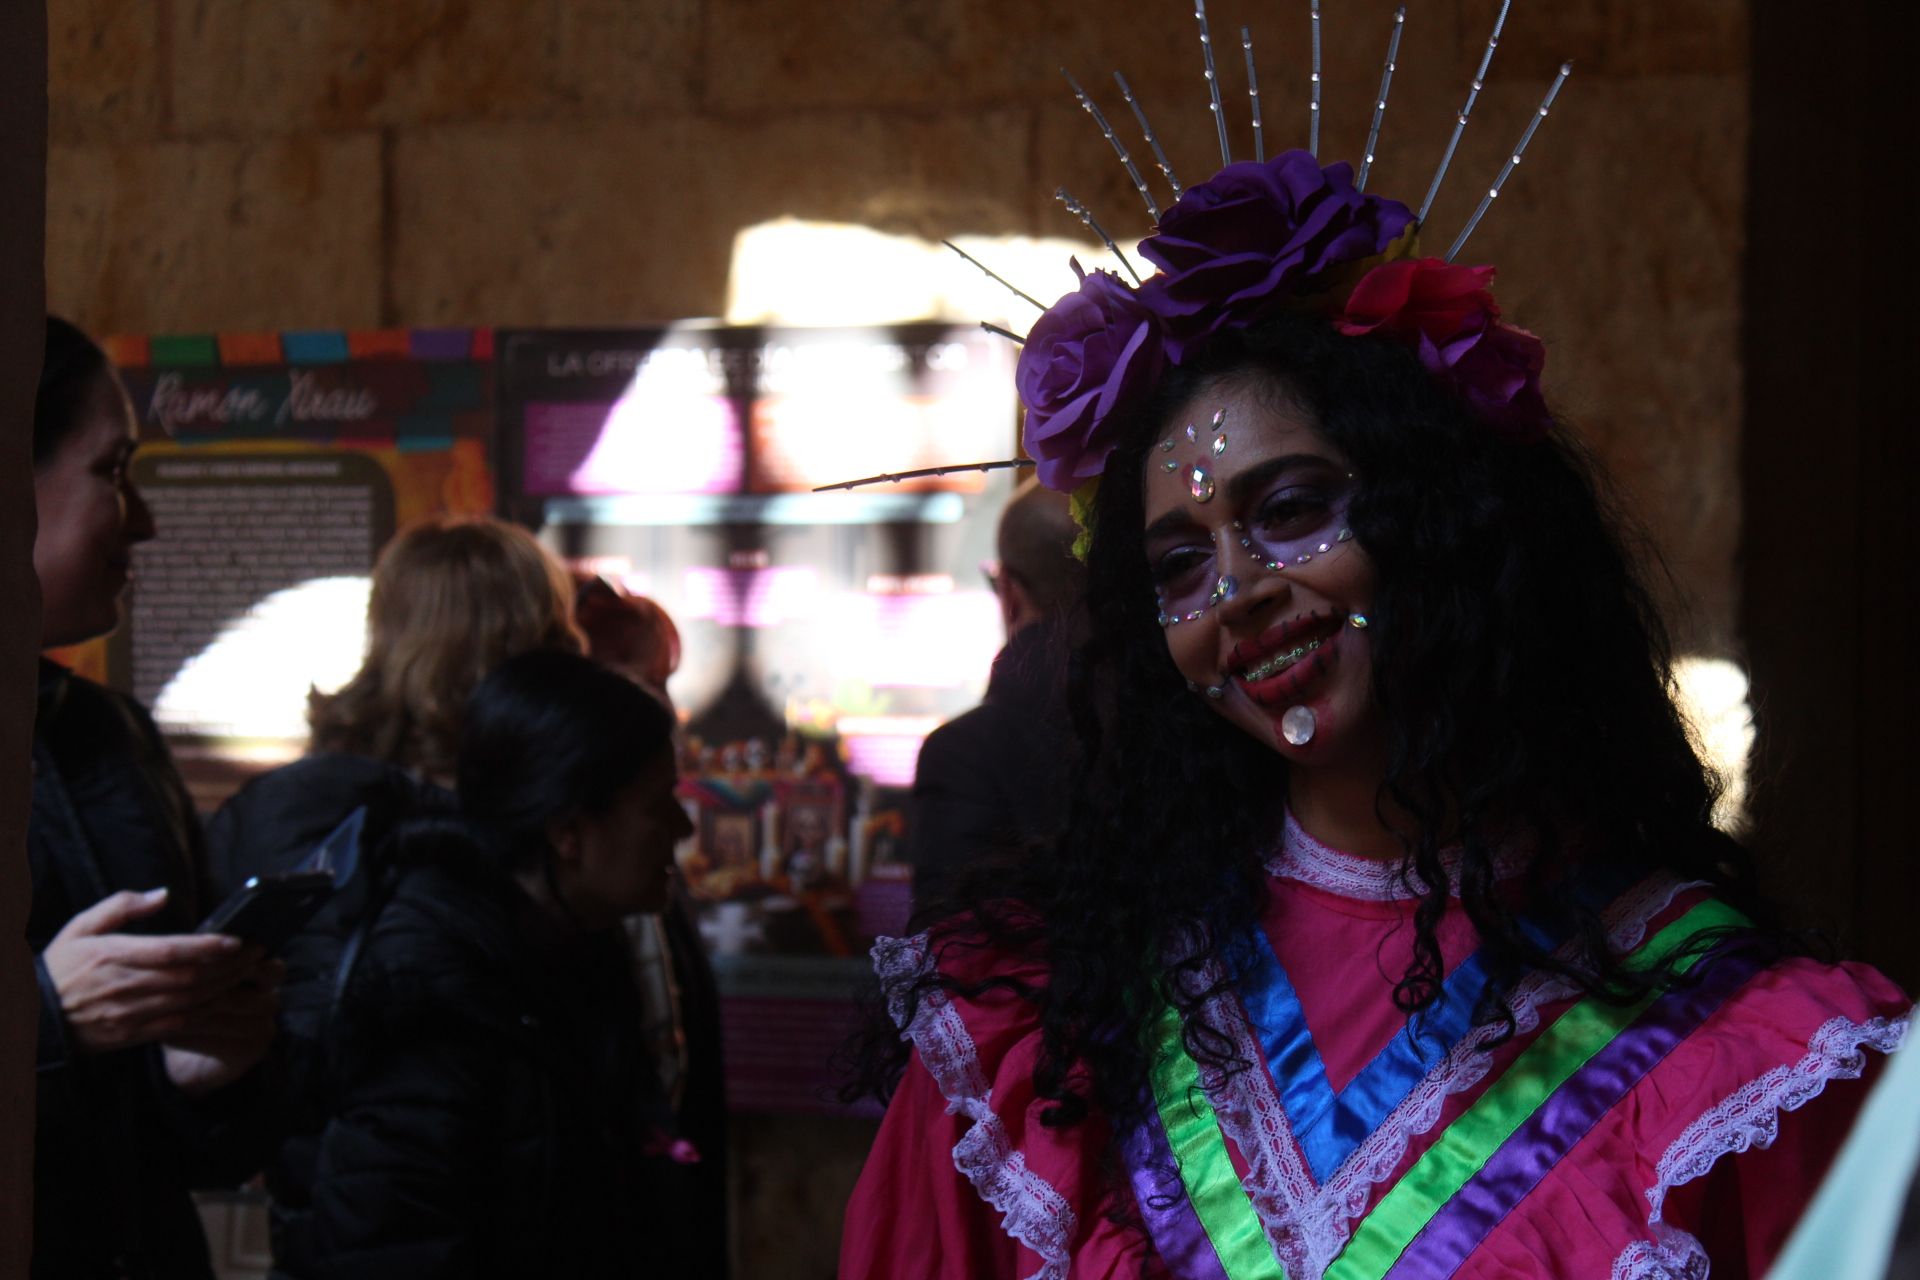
82, 329, 496, 802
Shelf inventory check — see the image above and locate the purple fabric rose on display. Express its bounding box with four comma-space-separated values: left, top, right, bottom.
1139, 150, 1415, 360
1445, 321, 1550, 441
1016, 268, 1166, 491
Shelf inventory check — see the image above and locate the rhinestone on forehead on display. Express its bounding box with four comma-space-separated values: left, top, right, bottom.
1189, 466, 1215, 503
1212, 434, 1227, 456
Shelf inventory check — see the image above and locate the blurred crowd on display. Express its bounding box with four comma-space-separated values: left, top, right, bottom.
29, 318, 729, 1279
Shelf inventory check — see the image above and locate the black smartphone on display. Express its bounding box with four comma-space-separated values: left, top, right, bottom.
196, 806, 361, 951
197, 871, 336, 952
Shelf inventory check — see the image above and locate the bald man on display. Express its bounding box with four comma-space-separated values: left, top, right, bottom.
907, 481, 1084, 910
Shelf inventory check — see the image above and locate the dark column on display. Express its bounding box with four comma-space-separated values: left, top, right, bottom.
0, 0, 48, 1263
1743, 1, 1920, 987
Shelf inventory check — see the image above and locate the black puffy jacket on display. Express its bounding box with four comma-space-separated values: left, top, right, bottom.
278, 853, 712, 1279
28, 660, 271, 1280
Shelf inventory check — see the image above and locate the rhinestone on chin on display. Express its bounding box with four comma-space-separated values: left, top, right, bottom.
1280, 705, 1317, 745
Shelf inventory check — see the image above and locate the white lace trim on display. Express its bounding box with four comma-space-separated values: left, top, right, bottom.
1265, 812, 1531, 900
872, 933, 1077, 1280
1200, 872, 1704, 1280
1609, 1012, 1910, 1280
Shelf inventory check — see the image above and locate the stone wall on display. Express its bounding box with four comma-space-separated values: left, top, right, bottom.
49, 0, 1749, 649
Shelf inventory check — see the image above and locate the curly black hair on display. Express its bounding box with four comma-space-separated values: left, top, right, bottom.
849, 306, 1767, 1147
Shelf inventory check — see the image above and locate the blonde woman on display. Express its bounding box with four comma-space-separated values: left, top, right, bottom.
306, 516, 584, 782
204, 515, 583, 1271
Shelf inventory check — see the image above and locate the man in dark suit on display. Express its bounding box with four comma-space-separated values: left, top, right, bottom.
907, 480, 1085, 911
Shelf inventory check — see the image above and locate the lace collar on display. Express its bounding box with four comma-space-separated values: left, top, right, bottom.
1264, 812, 1530, 901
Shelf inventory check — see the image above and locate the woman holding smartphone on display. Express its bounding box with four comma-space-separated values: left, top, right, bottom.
29, 315, 280, 1279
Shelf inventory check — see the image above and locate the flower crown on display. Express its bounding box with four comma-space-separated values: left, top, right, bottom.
812, 4, 1569, 505
1021, 151, 1552, 497
1012, 4, 1569, 501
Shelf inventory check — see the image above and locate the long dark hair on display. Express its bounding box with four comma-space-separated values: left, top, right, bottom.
35, 316, 114, 469
392, 651, 676, 901
854, 308, 1766, 1141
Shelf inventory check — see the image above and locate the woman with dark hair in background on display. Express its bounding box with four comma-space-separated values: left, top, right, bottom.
204, 515, 587, 1270
29, 315, 280, 1278
842, 144, 1910, 1278
573, 574, 731, 1279
283, 650, 704, 1278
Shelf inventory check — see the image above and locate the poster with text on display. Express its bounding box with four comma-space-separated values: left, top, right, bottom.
63, 329, 496, 806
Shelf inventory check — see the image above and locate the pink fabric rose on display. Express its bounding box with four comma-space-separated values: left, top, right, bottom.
1337, 257, 1550, 441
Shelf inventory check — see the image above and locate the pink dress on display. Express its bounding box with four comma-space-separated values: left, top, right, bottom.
841, 818, 1910, 1279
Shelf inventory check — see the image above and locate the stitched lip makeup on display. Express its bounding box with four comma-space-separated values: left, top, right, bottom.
1228, 611, 1346, 707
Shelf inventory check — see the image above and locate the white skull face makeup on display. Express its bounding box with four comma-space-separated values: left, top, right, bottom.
1142, 378, 1380, 766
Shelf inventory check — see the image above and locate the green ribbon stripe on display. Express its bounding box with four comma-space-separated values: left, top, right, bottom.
1150, 997, 1283, 1278
1325, 898, 1747, 1280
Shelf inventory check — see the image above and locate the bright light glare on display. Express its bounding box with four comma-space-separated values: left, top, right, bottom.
1671, 655, 1754, 834
152, 575, 371, 742
725, 218, 1119, 328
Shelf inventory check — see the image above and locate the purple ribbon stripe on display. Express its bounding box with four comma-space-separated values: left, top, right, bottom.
1123, 1104, 1234, 1280
1380, 948, 1765, 1279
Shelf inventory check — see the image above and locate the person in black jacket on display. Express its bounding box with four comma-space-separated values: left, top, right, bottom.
907, 479, 1086, 910
204, 514, 588, 1272
285, 650, 706, 1279
29, 316, 281, 1279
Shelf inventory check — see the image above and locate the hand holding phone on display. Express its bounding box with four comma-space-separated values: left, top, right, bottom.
196, 871, 335, 953
195, 805, 361, 952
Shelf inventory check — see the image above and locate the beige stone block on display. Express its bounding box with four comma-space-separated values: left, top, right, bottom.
1486, 73, 1747, 648
730, 1115, 876, 1280
703, 0, 1208, 111
549, 0, 704, 116
169, 0, 701, 135
47, 133, 383, 334
390, 110, 1031, 326
1489, 0, 1747, 79
48, 0, 163, 142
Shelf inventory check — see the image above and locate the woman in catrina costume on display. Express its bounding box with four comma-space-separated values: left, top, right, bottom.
840, 7, 1910, 1279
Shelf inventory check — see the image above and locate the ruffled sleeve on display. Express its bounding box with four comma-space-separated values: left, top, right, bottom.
840, 933, 1161, 1280
1609, 957, 1911, 1279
